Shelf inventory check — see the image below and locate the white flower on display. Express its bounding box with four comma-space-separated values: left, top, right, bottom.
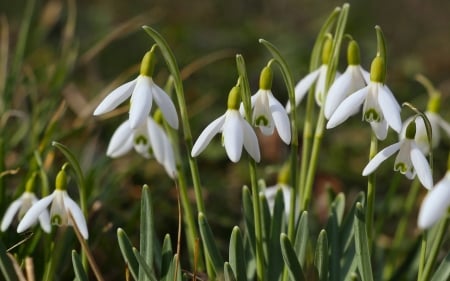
362, 125, 433, 189
107, 116, 177, 178
402, 112, 450, 154
324, 65, 369, 119
1, 191, 51, 233
93, 75, 178, 130
245, 89, 291, 145
287, 65, 328, 112
418, 171, 450, 229
262, 184, 292, 218
17, 190, 88, 239
192, 109, 260, 163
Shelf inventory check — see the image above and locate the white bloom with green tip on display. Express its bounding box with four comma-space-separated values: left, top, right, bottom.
93, 48, 178, 130
17, 169, 88, 239
362, 122, 433, 189
192, 86, 260, 163
418, 171, 450, 229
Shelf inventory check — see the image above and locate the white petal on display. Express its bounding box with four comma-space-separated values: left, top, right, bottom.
162, 140, 177, 179
436, 114, 450, 137
107, 121, 134, 158
191, 115, 226, 157
410, 144, 433, 189
93, 79, 136, 115
287, 68, 321, 111
370, 119, 388, 140
418, 174, 450, 229
152, 83, 179, 129
359, 66, 370, 84
269, 95, 291, 144
315, 65, 328, 106
147, 118, 166, 162
242, 118, 261, 162
17, 193, 55, 233
129, 76, 153, 129
64, 195, 89, 239
38, 210, 51, 233
253, 90, 274, 135
378, 86, 402, 133
326, 87, 368, 129
362, 142, 401, 176
1, 198, 23, 231
223, 111, 244, 163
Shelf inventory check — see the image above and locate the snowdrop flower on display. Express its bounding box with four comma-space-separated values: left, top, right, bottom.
242, 65, 291, 144
418, 166, 450, 229
192, 86, 260, 163
93, 46, 178, 130
324, 40, 369, 119
362, 121, 433, 189
17, 167, 89, 239
287, 36, 333, 111
401, 94, 450, 155
327, 56, 402, 140
106, 112, 177, 178
1, 175, 50, 233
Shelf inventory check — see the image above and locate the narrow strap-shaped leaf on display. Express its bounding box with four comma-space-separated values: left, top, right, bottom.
314, 230, 329, 281
429, 249, 450, 281
0, 238, 18, 281
281, 233, 305, 281
133, 247, 158, 281
268, 188, 285, 281
117, 228, 139, 280
161, 234, 173, 280
162, 254, 181, 281
259, 193, 271, 263
229, 226, 247, 281
139, 185, 154, 281
293, 211, 309, 269
354, 203, 374, 281
224, 262, 237, 281
326, 193, 345, 281
72, 250, 89, 281
198, 212, 224, 275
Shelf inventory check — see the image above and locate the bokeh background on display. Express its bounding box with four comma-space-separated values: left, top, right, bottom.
1, 0, 450, 279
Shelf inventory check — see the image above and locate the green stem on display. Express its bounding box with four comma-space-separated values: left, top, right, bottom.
418, 232, 427, 281
421, 212, 450, 281
365, 133, 378, 250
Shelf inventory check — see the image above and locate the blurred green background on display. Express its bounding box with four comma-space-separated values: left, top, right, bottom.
1, 0, 450, 279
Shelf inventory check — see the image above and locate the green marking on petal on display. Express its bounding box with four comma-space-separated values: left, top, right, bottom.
395, 162, 408, 174
135, 135, 148, 145
255, 115, 269, 126
364, 109, 380, 122
52, 214, 62, 226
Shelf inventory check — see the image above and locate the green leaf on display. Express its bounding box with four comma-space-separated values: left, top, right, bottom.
117, 228, 139, 280
0, 238, 18, 281
139, 185, 155, 281
327, 193, 345, 281
198, 212, 224, 275
224, 262, 237, 281
229, 226, 247, 281
354, 203, 374, 281
429, 250, 450, 281
133, 247, 158, 281
294, 211, 309, 269
72, 250, 88, 281
314, 230, 329, 281
259, 193, 271, 263
161, 234, 173, 280
243, 186, 256, 255
280, 233, 305, 281
268, 188, 285, 281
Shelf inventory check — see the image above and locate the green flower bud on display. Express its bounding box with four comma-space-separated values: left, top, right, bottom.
347, 40, 361, 65
25, 172, 37, 192
227, 86, 241, 110
427, 94, 441, 113
259, 66, 273, 90
322, 36, 333, 65
140, 46, 157, 77
405, 120, 416, 139
370, 56, 386, 83
55, 166, 68, 191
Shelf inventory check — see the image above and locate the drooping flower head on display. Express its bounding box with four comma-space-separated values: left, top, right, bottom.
1, 173, 50, 233
324, 40, 369, 119
106, 110, 177, 178
362, 121, 433, 189
17, 165, 89, 239
418, 154, 450, 229
287, 35, 333, 111
192, 85, 260, 163
93, 45, 178, 130
327, 55, 402, 140
244, 64, 291, 144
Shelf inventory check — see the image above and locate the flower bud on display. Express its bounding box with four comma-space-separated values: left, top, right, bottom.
347, 40, 361, 65
370, 56, 386, 83
227, 86, 241, 110
259, 66, 273, 90
140, 46, 157, 77
55, 167, 68, 191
